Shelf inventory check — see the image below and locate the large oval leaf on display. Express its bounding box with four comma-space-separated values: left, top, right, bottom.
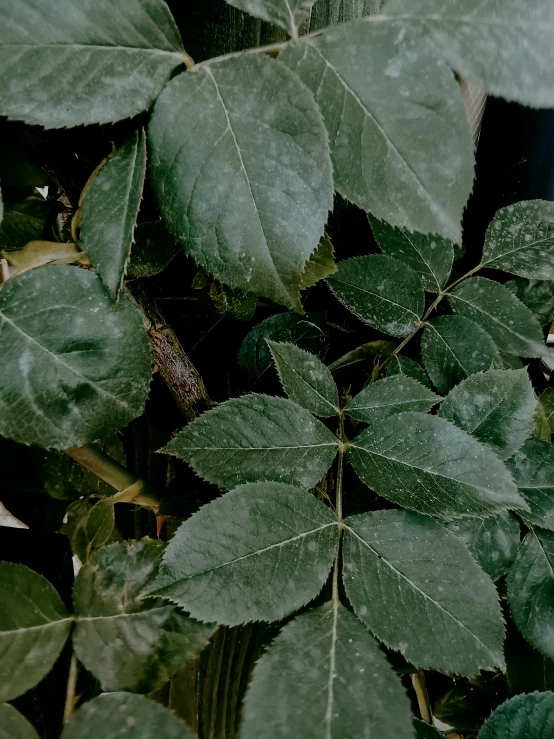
507, 440, 554, 530
477, 692, 554, 739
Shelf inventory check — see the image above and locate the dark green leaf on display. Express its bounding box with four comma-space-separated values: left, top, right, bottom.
350, 412, 525, 517
328, 340, 396, 372
241, 601, 414, 739
299, 233, 337, 289
539, 388, 554, 434
327, 256, 424, 337
126, 221, 178, 279
386, 354, 430, 387
0, 266, 152, 449
506, 440, 554, 530
0, 704, 40, 739
0, 192, 47, 250
476, 692, 554, 739
225, 0, 315, 37
506, 628, 554, 694
83, 500, 115, 561
346, 375, 440, 424
149, 55, 333, 310
0, 562, 73, 701
163, 394, 338, 489
522, 281, 554, 326
343, 510, 505, 674
151, 483, 338, 625
413, 718, 443, 739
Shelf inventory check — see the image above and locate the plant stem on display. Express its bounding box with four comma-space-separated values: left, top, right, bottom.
411, 670, 433, 724
64, 654, 78, 723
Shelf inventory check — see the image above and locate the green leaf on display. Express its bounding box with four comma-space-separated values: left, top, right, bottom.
476, 692, 554, 739
163, 394, 338, 489
421, 315, 499, 394
506, 440, 554, 530
506, 629, 554, 694
386, 354, 430, 387
83, 500, 115, 561
535, 399, 552, 442
508, 530, 554, 661
126, 221, 178, 279
240, 601, 414, 739
280, 21, 474, 242
346, 375, 440, 424
0, 266, 151, 449
413, 719, 444, 739
328, 339, 396, 372
60, 692, 194, 739
385, 0, 554, 109
370, 215, 454, 292
72, 539, 214, 692
444, 511, 520, 581
350, 412, 525, 517
539, 388, 554, 434
80, 130, 146, 300
343, 510, 505, 674
0, 192, 48, 250
0, 0, 185, 128
327, 256, 424, 337
0, 704, 40, 739
225, 0, 315, 37
268, 341, 339, 416
149, 55, 333, 310
151, 483, 338, 625
448, 277, 544, 357
299, 233, 337, 289
439, 369, 536, 460
506, 277, 554, 327
0, 562, 73, 701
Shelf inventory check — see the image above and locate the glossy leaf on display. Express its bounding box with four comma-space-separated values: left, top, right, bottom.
343, 510, 505, 674
327, 255, 424, 337
0, 704, 40, 739
151, 483, 338, 625
476, 692, 554, 739
240, 601, 414, 739
507, 440, 554, 530
299, 233, 337, 289
346, 375, 440, 424
225, 0, 315, 37
350, 412, 525, 517
163, 394, 338, 489
149, 55, 333, 310
387, 354, 430, 387
268, 341, 339, 416
0, 562, 73, 701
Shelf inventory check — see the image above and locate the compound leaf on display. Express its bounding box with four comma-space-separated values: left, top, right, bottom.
224, 0, 316, 37
346, 375, 440, 424
507, 440, 554, 530
476, 692, 554, 739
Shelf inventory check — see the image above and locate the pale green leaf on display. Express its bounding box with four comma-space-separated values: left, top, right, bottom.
0, 704, 40, 739
0, 192, 47, 250
268, 341, 339, 416
346, 375, 440, 424
240, 601, 414, 739
413, 719, 444, 739
80, 130, 146, 300
386, 354, 430, 387
343, 510, 505, 674
126, 220, 178, 279
83, 500, 115, 561
439, 369, 536, 460
149, 55, 333, 310
350, 412, 526, 517
0, 0, 185, 128
0, 266, 151, 449
477, 692, 554, 739
421, 315, 499, 394
61, 692, 194, 739
507, 440, 554, 530
225, 0, 316, 37
327, 255, 424, 337
0, 562, 73, 702
299, 233, 337, 289
539, 388, 554, 434
328, 340, 396, 372
163, 394, 338, 489
448, 277, 544, 357
151, 483, 338, 625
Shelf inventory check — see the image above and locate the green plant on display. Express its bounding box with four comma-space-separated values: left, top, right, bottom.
1, 0, 554, 737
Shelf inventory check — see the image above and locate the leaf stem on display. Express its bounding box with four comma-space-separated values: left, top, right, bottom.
63, 653, 78, 723
411, 670, 433, 723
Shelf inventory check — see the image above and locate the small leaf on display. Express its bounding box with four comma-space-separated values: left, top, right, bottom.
0, 192, 48, 250
476, 692, 554, 739
151, 483, 338, 625
506, 440, 554, 530
448, 277, 544, 357
386, 354, 430, 387
72, 539, 214, 693
444, 511, 520, 581
126, 220, 178, 279
508, 530, 554, 661
83, 500, 115, 561
149, 55, 333, 310
268, 341, 339, 416
370, 215, 454, 292
80, 130, 146, 300
350, 412, 525, 517
413, 718, 444, 739
421, 315, 499, 394
0, 704, 40, 739
346, 375, 440, 424
328, 340, 396, 372
240, 601, 414, 739
536, 400, 552, 442
0, 562, 73, 701
0, 266, 152, 449
343, 510, 505, 675
60, 692, 194, 739
439, 368, 536, 460
163, 394, 338, 489
327, 255, 424, 337
299, 233, 337, 289
539, 388, 554, 434
225, 0, 315, 37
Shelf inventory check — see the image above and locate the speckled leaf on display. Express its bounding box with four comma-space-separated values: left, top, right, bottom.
280, 21, 474, 242
240, 601, 414, 739
0, 562, 73, 702
350, 412, 526, 517
343, 510, 505, 674
507, 440, 554, 530
80, 130, 146, 300
162, 394, 338, 489
83, 500, 115, 561
444, 511, 520, 581
539, 388, 554, 433
0, 0, 185, 128
439, 369, 536, 460
0, 704, 40, 739
449, 278, 544, 357
327, 256, 424, 337
421, 315, 499, 394
268, 341, 339, 416
299, 234, 337, 289
346, 375, 440, 424
477, 692, 554, 739
225, 0, 316, 37
413, 719, 444, 739
0, 266, 151, 449
151, 483, 338, 625
387, 355, 430, 387
149, 55, 333, 310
